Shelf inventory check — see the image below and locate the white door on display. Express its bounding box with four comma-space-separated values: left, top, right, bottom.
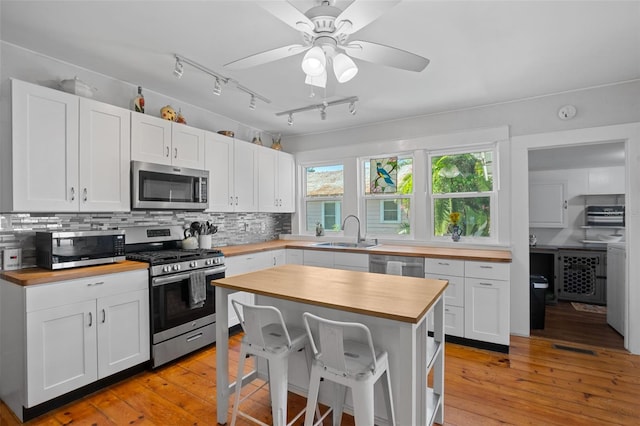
79, 98, 131, 211
11, 79, 79, 211
258, 147, 278, 212
464, 278, 510, 345
277, 152, 296, 212
172, 124, 205, 169
26, 300, 98, 406
130, 113, 172, 165
205, 132, 234, 212
234, 141, 259, 212
97, 289, 150, 377
607, 246, 626, 336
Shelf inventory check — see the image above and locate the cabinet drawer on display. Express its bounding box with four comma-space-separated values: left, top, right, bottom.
426, 274, 464, 307
303, 250, 334, 268
444, 305, 464, 337
425, 258, 464, 277
334, 253, 369, 269
465, 261, 509, 281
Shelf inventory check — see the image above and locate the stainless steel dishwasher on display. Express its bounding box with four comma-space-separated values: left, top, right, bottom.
369, 254, 425, 277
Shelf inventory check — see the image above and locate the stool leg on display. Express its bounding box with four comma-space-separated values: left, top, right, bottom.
268, 357, 289, 426
381, 369, 396, 426
332, 383, 347, 426
304, 366, 322, 426
303, 344, 323, 424
351, 381, 375, 426
230, 346, 248, 426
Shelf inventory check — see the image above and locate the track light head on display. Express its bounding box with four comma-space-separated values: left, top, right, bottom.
174, 58, 184, 78
349, 101, 357, 115
249, 94, 256, 110
213, 77, 222, 95
287, 113, 293, 126
320, 104, 327, 120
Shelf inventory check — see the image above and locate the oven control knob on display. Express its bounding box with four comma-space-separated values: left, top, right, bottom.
206, 259, 213, 265
190, 261, 197, 268
163, 265, 171, 273
173, 264, 180, 271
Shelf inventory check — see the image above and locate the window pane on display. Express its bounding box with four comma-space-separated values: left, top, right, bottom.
431, 151, 493, 194
306, 165, 344, 197
366, 199, 410, 235
433, 197, 490, 237
306, 200, 341, 232
365, 158, 413, 195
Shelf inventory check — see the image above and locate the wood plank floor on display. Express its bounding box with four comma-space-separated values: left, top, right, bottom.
531, 300, 624, 350
2, 332, 638, 425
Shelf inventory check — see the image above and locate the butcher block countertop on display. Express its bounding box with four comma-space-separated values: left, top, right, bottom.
0, 260, 149, 287
220, 239, 512, 263
213, 264, 448, 323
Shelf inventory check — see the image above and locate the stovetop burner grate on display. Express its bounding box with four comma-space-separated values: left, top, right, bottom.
127, 248, 223, 265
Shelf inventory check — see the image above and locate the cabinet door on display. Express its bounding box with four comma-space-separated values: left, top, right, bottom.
172, 124, 205, 169
303, 250, 334, 268
224, 253, 268, 326
333, 252, 369, 272
286, 249, 304, 265
234, 141, 259, 212
529, 182, 567, 228
26, 300, 97, 406
205, 132, 234, 212
131, 113, 172, 165
79, 98, 131, 211
12, 79, 79, 212
464, 278, 510, 345
258, 147, 278, 212
277, 152, 296, 212
97, 289, 150, 377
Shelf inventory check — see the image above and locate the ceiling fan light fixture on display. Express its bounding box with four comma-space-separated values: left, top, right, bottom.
304, 69, 327, 88
302, 46, 326, 77
333, 53, 358, 83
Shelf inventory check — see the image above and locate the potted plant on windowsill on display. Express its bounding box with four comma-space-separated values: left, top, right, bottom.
449, 212, 462, 242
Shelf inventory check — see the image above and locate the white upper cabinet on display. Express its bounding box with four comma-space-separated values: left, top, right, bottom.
204, 132, 258, 212
258, 147, 295, 212
11, 79, 129, 212
529, 181, 567, 228
131, 113, 204, 169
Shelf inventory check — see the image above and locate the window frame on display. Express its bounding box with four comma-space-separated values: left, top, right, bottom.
359, 153, 415, 239
301, 161, 345, 235
380, 200, 401, 223
427, 144, 498, 243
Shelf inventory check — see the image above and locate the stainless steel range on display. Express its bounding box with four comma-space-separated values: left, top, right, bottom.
125, 226, 225, 368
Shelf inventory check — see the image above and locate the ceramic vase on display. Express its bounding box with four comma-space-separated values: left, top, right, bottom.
451, 225, 461, 242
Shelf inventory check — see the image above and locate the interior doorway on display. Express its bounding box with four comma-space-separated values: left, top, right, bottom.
527, 142, 626, 351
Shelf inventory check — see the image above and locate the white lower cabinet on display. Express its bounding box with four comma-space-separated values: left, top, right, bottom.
302, 250, 369, 271
224, 252, 271, 327
286, 249, 304, 265
1, 269, 149, 420
425, 259, 465, 338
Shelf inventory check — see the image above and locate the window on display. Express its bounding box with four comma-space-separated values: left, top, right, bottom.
304, 164, 344, 232
362, 155, 413, 236
429, 147, 495, 240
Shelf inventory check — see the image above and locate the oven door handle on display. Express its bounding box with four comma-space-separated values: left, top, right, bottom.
151, 266, 226, 287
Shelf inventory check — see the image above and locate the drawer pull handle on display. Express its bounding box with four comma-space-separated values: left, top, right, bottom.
480, 265, 493, 269
438, 262, 450, 266
87, 281, 104, 286
88, 312, 93, 327
186, 333, 203, 342
479, 282, 493, 286
101, 309, 106, 323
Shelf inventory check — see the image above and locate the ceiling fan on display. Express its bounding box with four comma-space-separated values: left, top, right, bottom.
224, 0, 430, 88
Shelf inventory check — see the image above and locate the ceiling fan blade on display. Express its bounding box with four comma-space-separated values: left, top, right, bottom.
344, 40, 429, 72
259, 1, 315, 35
335, 0, 401, 35
224, 44, 309, 70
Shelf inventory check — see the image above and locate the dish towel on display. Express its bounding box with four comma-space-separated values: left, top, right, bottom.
386, 261, 404, 276
189, 271, 206, 309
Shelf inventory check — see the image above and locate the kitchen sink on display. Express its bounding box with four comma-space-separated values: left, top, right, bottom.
311, 241, 379, 249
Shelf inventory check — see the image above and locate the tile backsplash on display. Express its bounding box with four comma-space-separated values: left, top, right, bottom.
0, 211, 291, 269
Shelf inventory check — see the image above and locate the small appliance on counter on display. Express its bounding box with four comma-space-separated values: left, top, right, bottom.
36, 230, 125, 270
586, 205, 625, 227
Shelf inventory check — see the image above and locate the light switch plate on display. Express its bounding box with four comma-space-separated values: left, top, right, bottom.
3, 248, 22, 270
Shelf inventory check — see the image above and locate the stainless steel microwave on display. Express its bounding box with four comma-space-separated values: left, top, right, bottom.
131, 161, 209, 210
36, 230, 126, 270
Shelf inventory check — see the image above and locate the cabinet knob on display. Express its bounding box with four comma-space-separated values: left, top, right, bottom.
174, 147, 178, 158
70, 187, 75, 201
83, 188, 88, 202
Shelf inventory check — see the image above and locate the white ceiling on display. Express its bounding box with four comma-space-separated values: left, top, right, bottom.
2, 1, 639, 137
528, 142, 626, 171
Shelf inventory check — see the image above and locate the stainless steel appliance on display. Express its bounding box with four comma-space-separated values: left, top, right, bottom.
131, 161, 209, 210
125, 226, 224, 368
36, 230, 126, 270
586, 205, 625, 227
369, 254, 425, 277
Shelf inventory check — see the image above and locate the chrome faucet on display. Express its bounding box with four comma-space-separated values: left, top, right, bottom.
342, 214, 364, 244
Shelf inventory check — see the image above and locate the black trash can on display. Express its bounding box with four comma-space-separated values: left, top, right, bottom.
530, 275, 549, 329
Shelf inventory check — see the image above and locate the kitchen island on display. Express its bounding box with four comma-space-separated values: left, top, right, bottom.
213, 264, 448, 426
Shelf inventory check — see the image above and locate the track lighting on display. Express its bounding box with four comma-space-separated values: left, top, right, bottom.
276, 96, 358, 124
213, 77, 222, 95
349, 100, 357, 115
174, 57, 184, 78
173, 54, 271, 106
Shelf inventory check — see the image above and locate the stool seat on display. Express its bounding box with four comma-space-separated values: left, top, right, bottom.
231, 300, 318, 426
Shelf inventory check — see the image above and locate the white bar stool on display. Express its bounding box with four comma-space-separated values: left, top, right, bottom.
302, 312, 396, 426
230, 300, 318, 426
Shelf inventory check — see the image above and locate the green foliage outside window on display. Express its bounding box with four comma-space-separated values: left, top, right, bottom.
432, 152, 493, 237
